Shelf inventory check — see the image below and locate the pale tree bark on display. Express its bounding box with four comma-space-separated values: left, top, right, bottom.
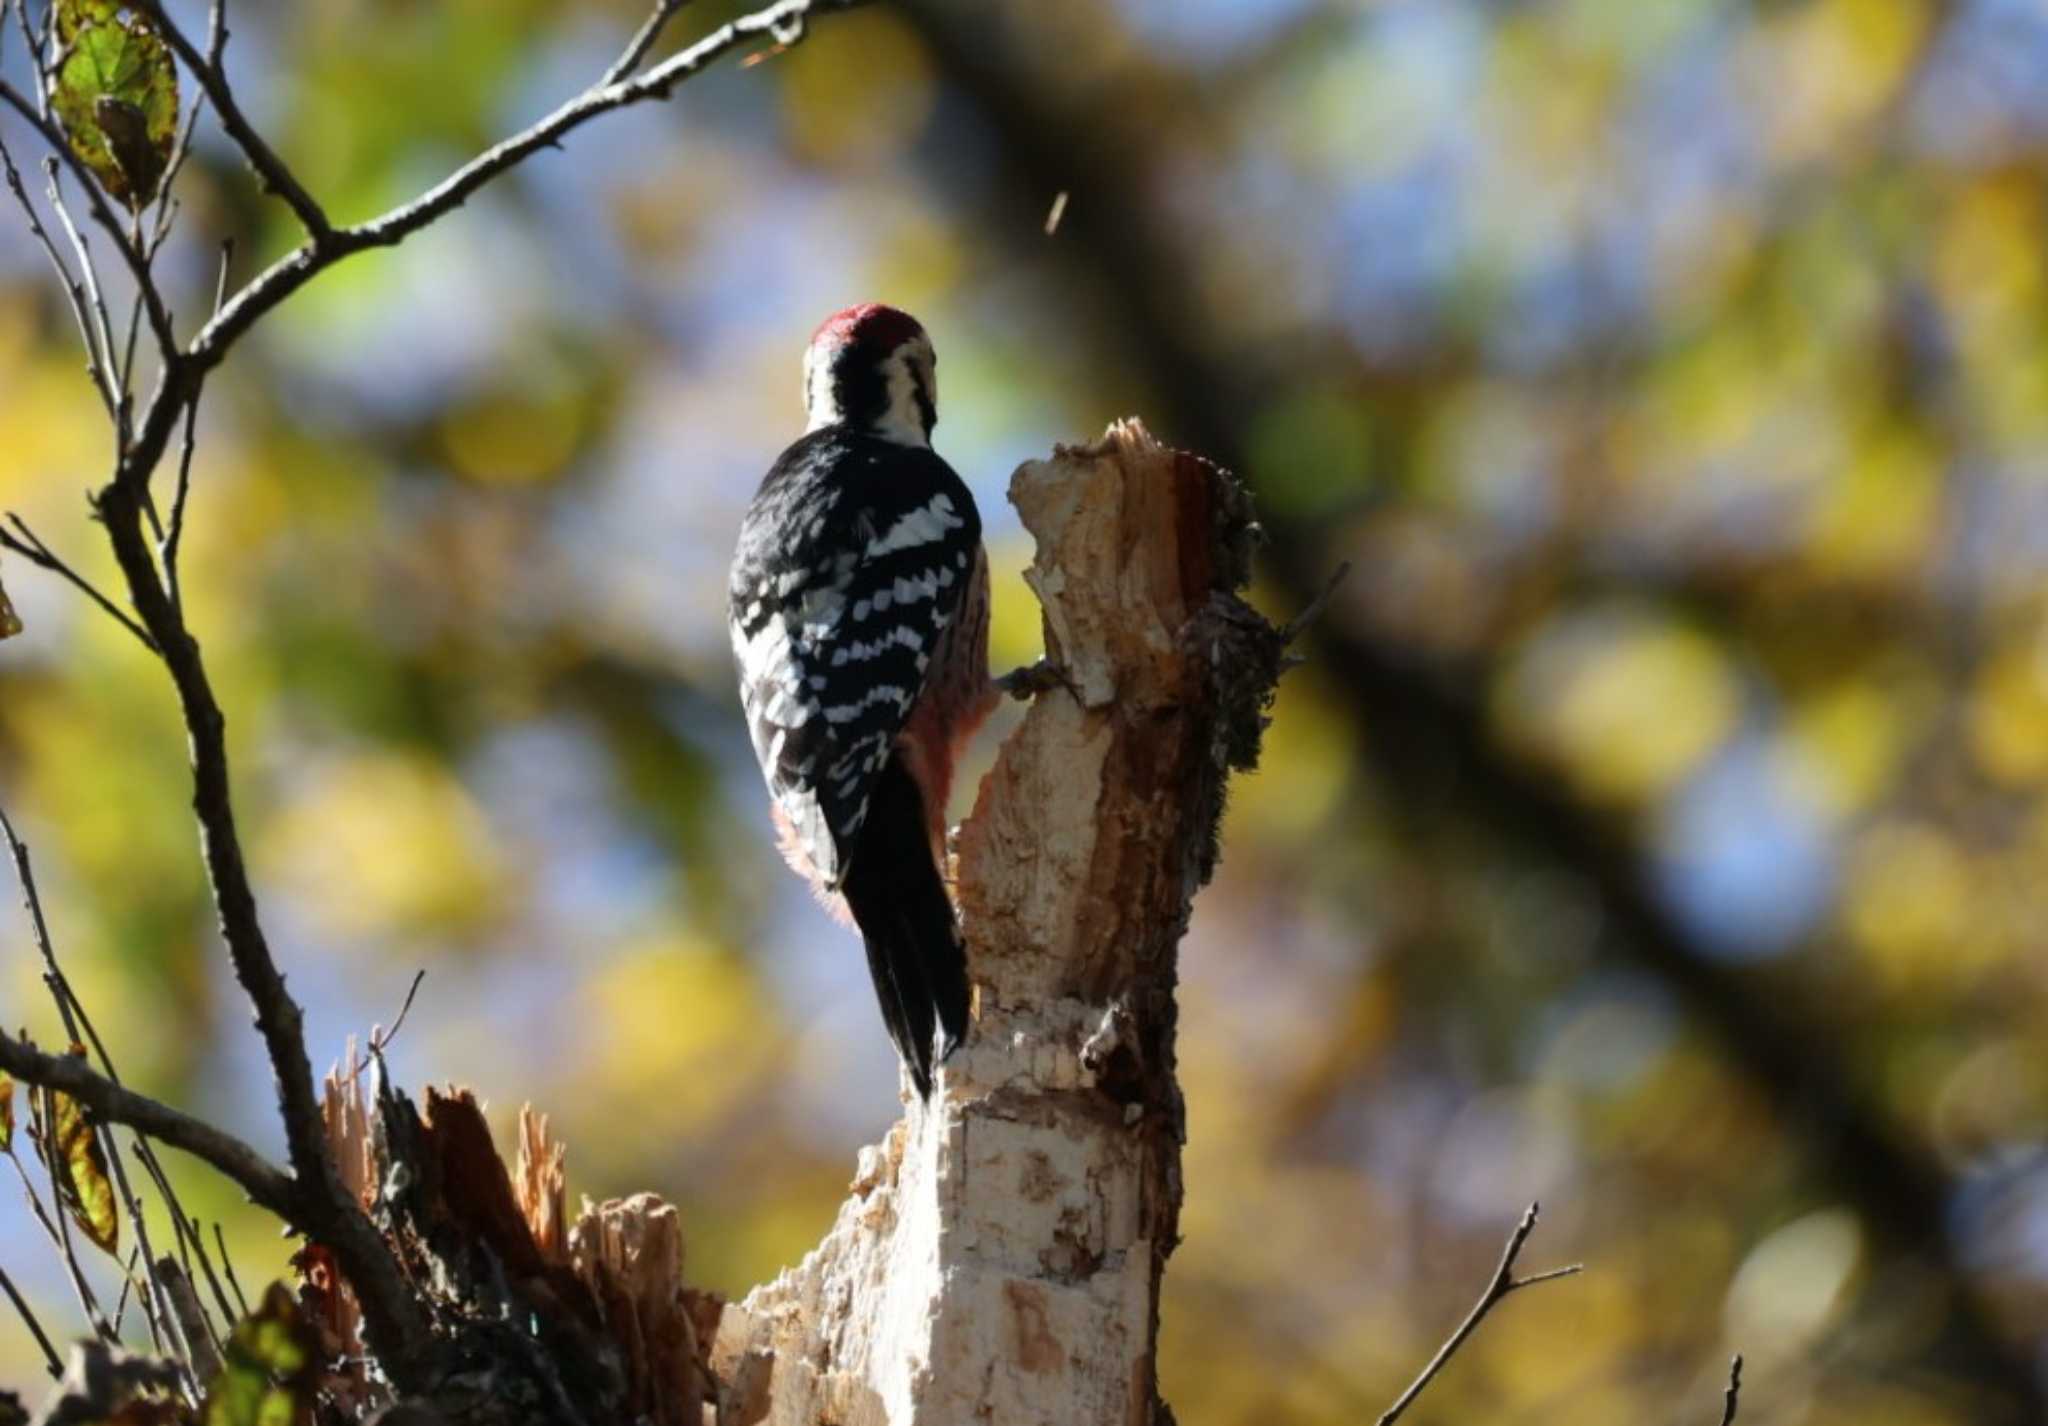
711, 420, 1284, 1425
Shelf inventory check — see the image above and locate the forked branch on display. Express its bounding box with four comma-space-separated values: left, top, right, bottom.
1376, 1203, 1583, 1425
0, 0, 878, 1400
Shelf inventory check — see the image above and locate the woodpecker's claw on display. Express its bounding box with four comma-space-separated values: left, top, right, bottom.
997, 657, 1075, 702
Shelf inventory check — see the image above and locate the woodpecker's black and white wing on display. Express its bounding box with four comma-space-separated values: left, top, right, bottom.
729, 427, 981, 888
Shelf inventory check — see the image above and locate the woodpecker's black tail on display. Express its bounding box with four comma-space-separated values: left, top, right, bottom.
840, 750, 971, 1098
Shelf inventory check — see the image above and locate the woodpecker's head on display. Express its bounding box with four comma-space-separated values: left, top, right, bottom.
803, 303, 937, 446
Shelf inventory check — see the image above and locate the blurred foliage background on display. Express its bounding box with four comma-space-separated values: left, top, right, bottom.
3, 0, 2048, 1420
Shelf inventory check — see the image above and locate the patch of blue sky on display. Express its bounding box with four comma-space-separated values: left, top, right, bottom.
1910, 0, 2048, 165
1653, 735, 1839, 962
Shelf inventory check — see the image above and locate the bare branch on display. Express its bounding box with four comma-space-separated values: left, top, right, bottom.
100, 0, 869, 506
1719, 1354, 1744, 1426
40, 162, 121, 422
0, 131, 115, 417
162, 242, 227, 613
0, 1259, 65, 1380
122, 0, 332, 240
90, 471, 436, 1383
0, 515, 158, 651
1281, 559, 1352, 645
0, 1032, 296, 1221
2, 805, 196, 1392
1376, 1203, 1583, 1426
212, 1222, 247, 1317
146, 81, 208, 255
601, 0, 692, 87
0, 81, 179, 357
11, 1097, 114, 1345
353, 0, 862, 251
4, 806, 212, 1279
0, 0, 874, 1395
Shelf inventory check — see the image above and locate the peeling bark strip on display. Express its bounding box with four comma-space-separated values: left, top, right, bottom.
715, 421, 1283, 1424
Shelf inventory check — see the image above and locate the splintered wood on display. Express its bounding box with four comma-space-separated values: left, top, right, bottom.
712, 421, 1282, 1425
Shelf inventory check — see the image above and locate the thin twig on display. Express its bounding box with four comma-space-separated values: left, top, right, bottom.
10, 0, 50, 122
1, 806, 189, 1386
1, 803, 218, 1339
119, 0, 332, 240
601, 0, 692, 86
0, 516, 158, 651
0, 79, 179, 355
168, 1205, 237, 1333
148, 74, 212, 253
0, 130, 115, 417
377, 969, 427, 1053
336, 969, 429, 1085
0, 1033, 297, 1221
162, 387, 201, 611
120, 212, 148, 459
110, 1243, 140, 1337
1282, 559, 1352, 645
86, 0, 870, 512
0, 0, 874, 1393
1719, 1354, 1744, 1426
212, 1222, 248, 1317
162, 244, 227, 613
1375, 1203, 1583, 1425
28, 1084, 115, 1344
40, 161, 120, 421
0, 1258, 65, 1380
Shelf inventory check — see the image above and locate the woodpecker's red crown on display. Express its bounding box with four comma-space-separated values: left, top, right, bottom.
804, 303, 938, 446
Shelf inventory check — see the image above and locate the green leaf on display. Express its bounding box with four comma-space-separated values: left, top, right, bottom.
49, 0, 179, 209
53, 0, 117, 44
203, 1283, 317, 1426
30, 1052, 119, 1255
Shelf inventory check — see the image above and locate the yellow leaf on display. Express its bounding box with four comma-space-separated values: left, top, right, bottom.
33, 1052, 118, 1255
0, 563, 20, 640
0, 1070, 13, 1151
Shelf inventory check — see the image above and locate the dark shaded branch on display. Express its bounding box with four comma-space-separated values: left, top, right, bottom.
0, 1033, 295, 1220
0, 1259, 64, 1380
1719, 1354, 1744, 1426
0, 130, 115, 417
90, 473, 434, 1381
0, 0, 875, 1393
92, 0, 870, 517
0, 516, 157, 651
0, 80, 178, 357
124, 0, 333, 240
3, 802, 227, 1390
1376, 1204, 1580, 1425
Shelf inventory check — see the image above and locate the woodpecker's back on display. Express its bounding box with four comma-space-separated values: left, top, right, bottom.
728, 305, 992, 1098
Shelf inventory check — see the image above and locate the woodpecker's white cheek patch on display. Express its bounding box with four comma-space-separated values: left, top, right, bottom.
866, 495, 963, 559
869, 348, 930, 446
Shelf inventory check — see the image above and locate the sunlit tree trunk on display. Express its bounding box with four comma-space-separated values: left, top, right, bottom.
710, 421, 1282, 1424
